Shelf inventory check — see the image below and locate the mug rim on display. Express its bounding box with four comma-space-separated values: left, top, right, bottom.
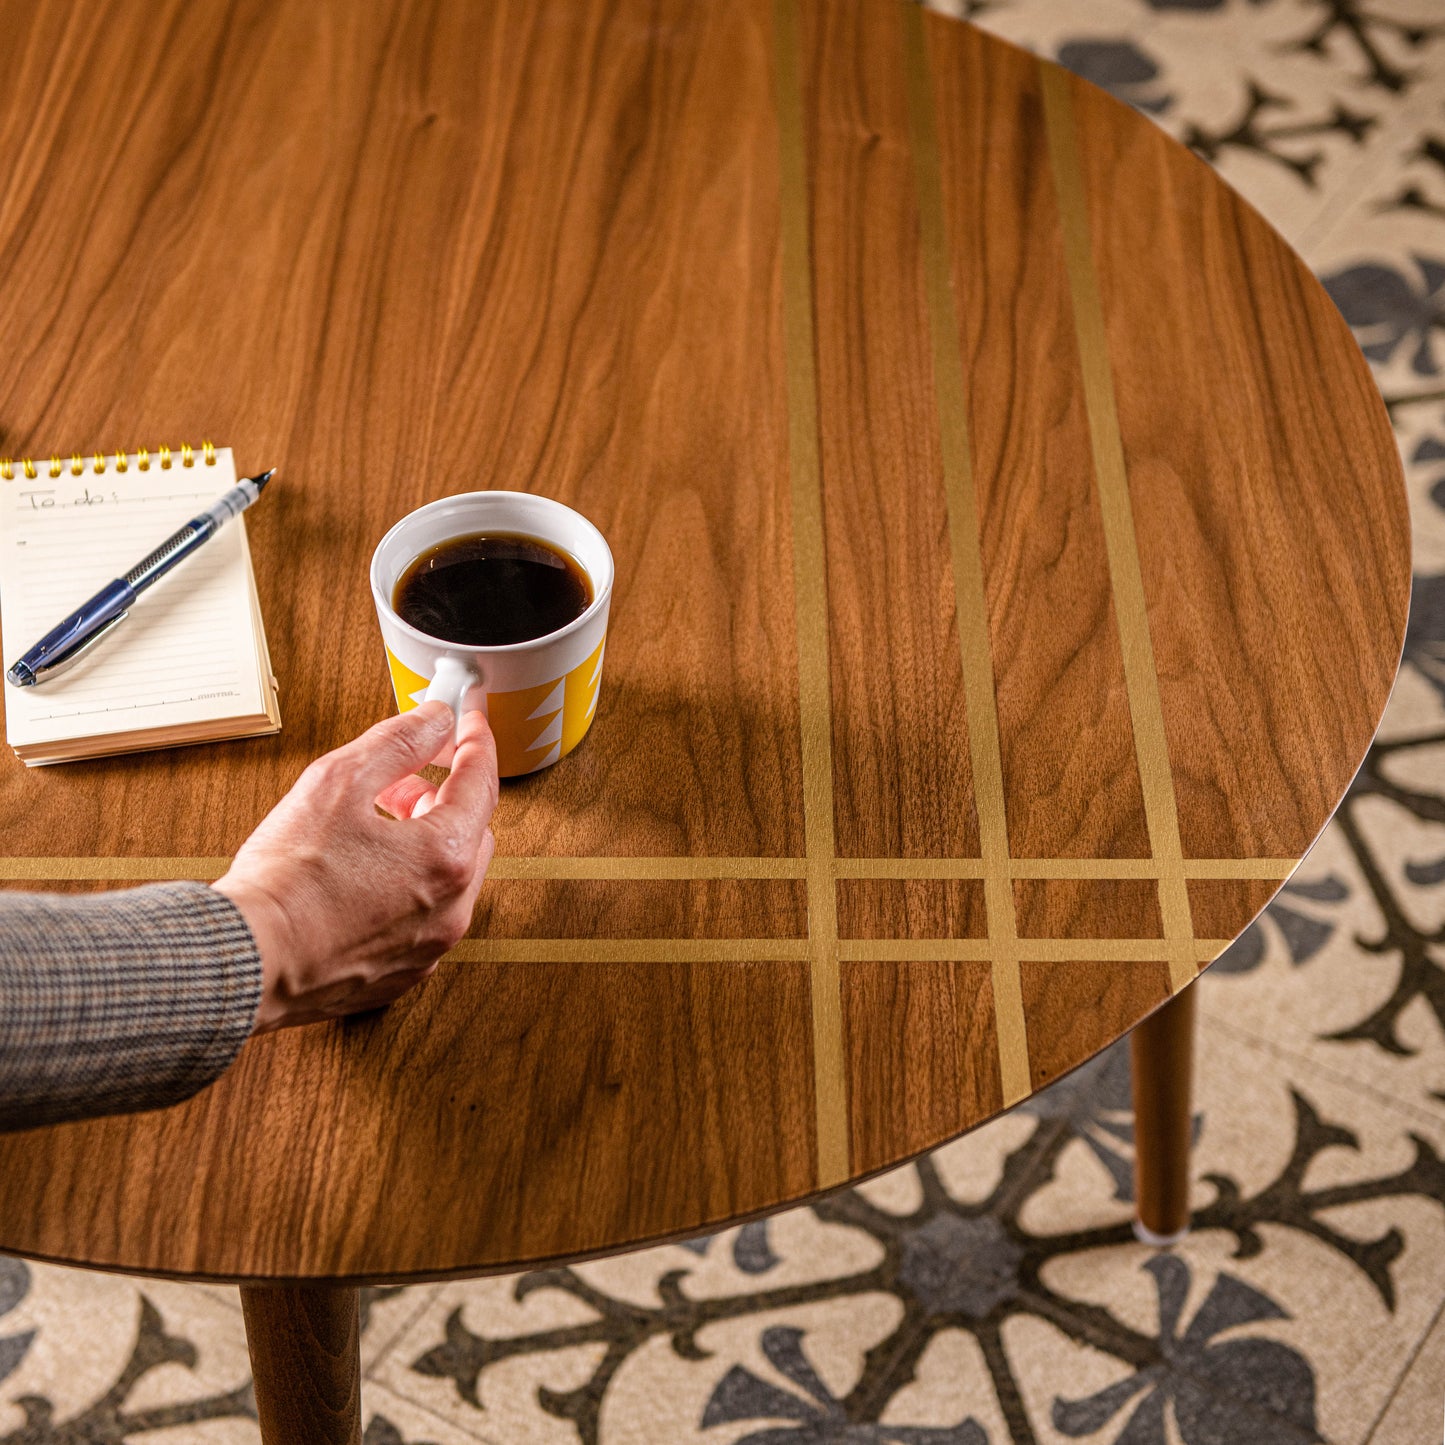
370, 490, 614, 657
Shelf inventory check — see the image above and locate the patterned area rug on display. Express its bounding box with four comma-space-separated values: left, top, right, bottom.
3, 0, 1444, 1440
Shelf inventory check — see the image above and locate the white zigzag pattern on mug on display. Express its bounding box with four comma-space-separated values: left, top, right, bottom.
528, 680, 565, 721
525, 677, 566, 766
584, 643, 605, 721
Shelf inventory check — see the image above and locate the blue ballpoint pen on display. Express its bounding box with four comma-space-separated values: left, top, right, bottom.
5, 468, 276, 688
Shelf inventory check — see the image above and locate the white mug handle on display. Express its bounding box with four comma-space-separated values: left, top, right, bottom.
423, 653, 485, 748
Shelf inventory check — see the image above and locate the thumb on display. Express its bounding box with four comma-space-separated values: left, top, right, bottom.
332, 702, 456, 795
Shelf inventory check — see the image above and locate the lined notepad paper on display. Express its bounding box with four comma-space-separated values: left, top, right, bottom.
0, 445, 280, 765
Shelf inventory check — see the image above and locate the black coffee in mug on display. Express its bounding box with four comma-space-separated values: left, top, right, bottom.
393, 532, 592, 647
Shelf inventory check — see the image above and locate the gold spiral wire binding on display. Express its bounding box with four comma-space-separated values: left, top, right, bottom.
8, 441, 211, 481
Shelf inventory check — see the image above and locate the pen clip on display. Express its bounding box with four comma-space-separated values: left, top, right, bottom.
27, 611, 130, 685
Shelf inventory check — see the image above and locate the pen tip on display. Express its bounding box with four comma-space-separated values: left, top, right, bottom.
252, 468, 276, 492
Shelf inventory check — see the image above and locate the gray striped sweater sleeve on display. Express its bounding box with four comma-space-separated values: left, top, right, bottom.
0, 882, 262, 1132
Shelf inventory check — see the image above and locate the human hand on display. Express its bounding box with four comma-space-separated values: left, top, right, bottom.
214, 701, 498, 1033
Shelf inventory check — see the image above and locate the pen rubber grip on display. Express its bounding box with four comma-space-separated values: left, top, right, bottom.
124, 519, 210, 589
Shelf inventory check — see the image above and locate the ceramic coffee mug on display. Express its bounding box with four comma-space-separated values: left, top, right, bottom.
370, 492, 613, 777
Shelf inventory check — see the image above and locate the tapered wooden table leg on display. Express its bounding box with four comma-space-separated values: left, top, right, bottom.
240, 1284, 362, 1445
1131, 982, 1197, 1246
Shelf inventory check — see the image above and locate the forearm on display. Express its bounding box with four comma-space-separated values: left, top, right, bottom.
0, 882, 261, 1132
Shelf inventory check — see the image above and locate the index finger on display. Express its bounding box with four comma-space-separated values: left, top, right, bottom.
427, 709, 500, 835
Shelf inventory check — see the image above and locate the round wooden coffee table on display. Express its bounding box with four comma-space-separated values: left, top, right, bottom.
0, 0, 1408, 1436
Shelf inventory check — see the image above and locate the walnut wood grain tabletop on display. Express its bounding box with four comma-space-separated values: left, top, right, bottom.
0, 0, 1408, 1284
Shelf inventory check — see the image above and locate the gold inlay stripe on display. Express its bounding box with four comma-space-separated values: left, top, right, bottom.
0, 856, 1298, 882
441, 938, 1234, 965
0, 858, 233, 880
489, 856, 808, 880
447, 939, 812, 964
1181, 859, 1296, 880
837, 857, 1297, 880
1040, 63, 1198, 997
902, 4, 1030, 1109
1010, 857, 1295, 880
773, 0, 850, 1190
836, 858, 987, 879
840, 938, 1233, 963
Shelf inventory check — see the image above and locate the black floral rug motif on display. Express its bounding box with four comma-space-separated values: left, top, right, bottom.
402, 1051, 1439, 1445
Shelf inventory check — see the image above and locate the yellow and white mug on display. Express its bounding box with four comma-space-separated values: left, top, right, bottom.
370, 492, 613, 777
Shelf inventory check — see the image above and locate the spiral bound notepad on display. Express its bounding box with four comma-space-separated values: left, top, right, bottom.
0, 443, 280, 765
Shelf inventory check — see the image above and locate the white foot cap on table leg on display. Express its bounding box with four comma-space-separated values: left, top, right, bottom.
1133, 1218, 1189, 1248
